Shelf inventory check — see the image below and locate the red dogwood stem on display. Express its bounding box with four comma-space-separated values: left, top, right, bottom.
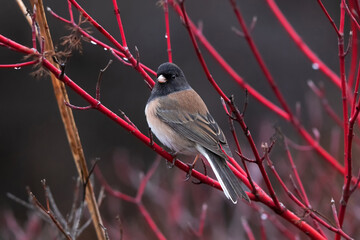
0, 33, 329, 239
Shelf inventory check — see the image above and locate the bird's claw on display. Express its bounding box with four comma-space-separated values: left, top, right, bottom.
184, 163, 195, 181
166, 154, 176, 169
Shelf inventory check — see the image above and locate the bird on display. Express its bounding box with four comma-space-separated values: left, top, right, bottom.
145, 62, 250, 204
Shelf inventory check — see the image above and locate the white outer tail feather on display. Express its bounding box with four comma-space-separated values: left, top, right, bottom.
196, 145, 238, 204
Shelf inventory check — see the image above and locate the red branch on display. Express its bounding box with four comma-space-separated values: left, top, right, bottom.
0, 33, 330, 239
241, 218, 255, 240
168, 0, 349, 182
168, 0, 289, 120
3, 0, 360, 238
0, 60, 39, 68
266, 0, 341, 88
111, 0, 127, 48
284, 139, 326, 237
176, 2, 328, 239
67, 0, 154, 87
96, 158, 166, 240
163, 0, 172, 63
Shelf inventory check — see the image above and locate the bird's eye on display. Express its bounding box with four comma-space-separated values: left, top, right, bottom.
171, 74, 176, 79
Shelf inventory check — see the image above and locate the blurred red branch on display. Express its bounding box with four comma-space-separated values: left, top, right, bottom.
0, 33, 225, 195
168, 0, 350, 182
177, 1, 329, 238
168, 0, 289, 120
264, 151, 352, 239
284, 139, 326, 237
241, 218, 255, 240
267, 0, 341, 88
96, 157, 166, 240
179, 0, 283, 209
0, 24, 328, 240
2, 0, 360, 238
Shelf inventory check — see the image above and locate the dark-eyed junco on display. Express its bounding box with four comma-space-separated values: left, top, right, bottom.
145, 62, 250, 204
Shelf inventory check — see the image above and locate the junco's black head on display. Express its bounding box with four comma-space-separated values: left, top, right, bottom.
148, 62, 191, 102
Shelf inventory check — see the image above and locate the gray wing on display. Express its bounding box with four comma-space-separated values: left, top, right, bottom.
156, 91, 232, 158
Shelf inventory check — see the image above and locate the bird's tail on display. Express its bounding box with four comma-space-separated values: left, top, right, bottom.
200, 148, 250, 204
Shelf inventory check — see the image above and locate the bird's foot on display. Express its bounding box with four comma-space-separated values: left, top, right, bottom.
166, 153, 177, 169
184, 162, 195, 181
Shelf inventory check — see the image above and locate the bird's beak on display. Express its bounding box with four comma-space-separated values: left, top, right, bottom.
157, 75, 167, 83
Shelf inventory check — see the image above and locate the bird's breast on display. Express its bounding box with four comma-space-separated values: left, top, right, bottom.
145, 98, 196, 155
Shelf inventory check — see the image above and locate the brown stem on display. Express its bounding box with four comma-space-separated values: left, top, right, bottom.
25, 1, 106, 239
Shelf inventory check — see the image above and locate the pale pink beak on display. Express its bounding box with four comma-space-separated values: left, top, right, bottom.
157, 75, 167, 83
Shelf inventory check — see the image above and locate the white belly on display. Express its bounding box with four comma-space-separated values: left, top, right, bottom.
145, 100, 196, 155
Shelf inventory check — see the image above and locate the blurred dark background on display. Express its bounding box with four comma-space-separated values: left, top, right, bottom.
1, 0, 354, 239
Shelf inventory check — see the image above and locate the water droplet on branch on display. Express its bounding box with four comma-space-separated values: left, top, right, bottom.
312, 62, 319, 70
14, 67, 21, 70
90, 40, 97, 45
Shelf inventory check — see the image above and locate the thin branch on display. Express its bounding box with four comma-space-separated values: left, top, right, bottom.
27, 1, 107, 238
29, 191, 72, 240
316, 0, 342, 37
241, 218, 255, 240
0, 60, 39, 68
111, 0, 127, 47
163, 0, 173, 62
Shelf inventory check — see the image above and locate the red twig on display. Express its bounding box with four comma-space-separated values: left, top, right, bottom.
343, 0, 360, 30
250, 204, 297, 240
0, 33, 223, 192
308, 80, 343, 127
178, 1, 229, 103
135, 157, 160, 202
168, 0, 289, 120
259, 213, 267, 240
348, 30, 358, 89
67, 0, 153, 86
229, 0, 350, 182
176, 2, 331, 238
0, 60, 39, 68
351, 61, 360, 114
168, 0, 349, 181
331, 198, 341, 229
163, 0, 172, 63
267, 0, 341, 88
67, 0, 74, 22
189, 203, 208, 238
316, 0, 341, 37
229, 0, 293, 118
179, 0, 283, 209
264, 153, 352, 239
111, 0, 127, 48
4, 0, 359, 237
1, 31, 331, 238
198, 203, 207, 237
337, 1, 353, 236
241, 218, 255, 240
221, 97, 256, 192
347, 0, 359, 91
137, 204, 165, 240
96, 157, 166, 240
284, 139, 326, 237
47, 6, 157, 80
